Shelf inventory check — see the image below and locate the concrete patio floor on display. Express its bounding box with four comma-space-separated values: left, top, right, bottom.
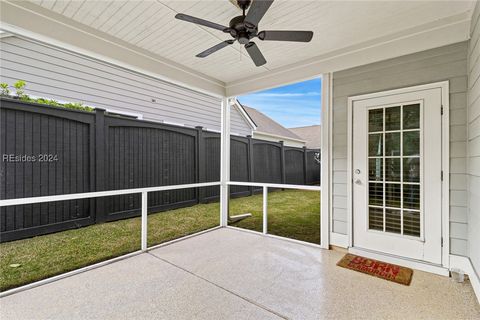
1, 228, 479, 320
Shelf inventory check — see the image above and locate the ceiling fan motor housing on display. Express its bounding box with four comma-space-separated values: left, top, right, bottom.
228, 15, 258, 44
175, 0, 313, 67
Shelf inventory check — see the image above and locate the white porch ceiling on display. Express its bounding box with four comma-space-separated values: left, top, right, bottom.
0, 1, 476, 96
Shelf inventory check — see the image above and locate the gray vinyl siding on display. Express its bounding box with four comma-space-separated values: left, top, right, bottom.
468, 2, 480, 273
332, 42, 469, 255
230, 104, 253, 136
0, 36, 252, 136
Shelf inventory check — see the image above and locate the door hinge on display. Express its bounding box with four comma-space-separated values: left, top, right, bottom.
441, 105, 444, 115
441, 171, 443, 181
441, 237, 444, 247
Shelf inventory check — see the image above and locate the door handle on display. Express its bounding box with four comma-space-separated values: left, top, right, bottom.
354, 179, 362, 185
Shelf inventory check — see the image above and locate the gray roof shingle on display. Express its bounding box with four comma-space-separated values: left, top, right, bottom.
241, 105, 303, 141
289, 125, 321, 149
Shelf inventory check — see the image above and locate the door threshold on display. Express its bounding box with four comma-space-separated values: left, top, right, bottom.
349, 247, 449, 277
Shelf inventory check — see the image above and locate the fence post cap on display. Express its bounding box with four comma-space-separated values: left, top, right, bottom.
95, 108, 106, 113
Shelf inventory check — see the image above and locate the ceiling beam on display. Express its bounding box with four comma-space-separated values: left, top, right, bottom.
0, 1, 226, 97
225, 12, 471, 97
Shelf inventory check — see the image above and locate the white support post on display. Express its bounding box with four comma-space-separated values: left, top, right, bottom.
320, 73, 331, 249
220, 97, 231, 226
263, 186, 268, 234
141, 191, 148, 251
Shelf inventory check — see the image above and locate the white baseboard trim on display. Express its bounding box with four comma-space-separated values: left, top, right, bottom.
330, 232, 348, 248
450, 254, 480, 304
349, 247, 449, 276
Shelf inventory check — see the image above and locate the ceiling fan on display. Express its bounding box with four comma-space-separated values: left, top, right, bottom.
175, 0, 313, 67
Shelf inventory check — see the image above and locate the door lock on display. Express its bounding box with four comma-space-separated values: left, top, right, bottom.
354, 179, 362, 185
355, 169, 361, 174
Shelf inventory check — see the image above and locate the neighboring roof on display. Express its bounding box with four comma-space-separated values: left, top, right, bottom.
240, 105, 304, 142
289, 125, 322, 149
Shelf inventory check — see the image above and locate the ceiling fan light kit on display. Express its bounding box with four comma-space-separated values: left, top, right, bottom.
175, 0, 314, 67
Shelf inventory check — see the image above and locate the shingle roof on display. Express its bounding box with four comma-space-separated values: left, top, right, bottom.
241, 105, 303, 141
289, 125, 322, 149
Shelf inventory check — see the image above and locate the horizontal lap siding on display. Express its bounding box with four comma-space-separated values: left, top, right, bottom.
468, 3, 480, 272
332, 42, 469, 255
0, 37, 252, 136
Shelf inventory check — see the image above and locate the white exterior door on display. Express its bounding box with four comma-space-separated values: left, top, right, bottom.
352, 87, 443, 265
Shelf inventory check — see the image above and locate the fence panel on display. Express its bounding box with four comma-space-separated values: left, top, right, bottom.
306, 150, 321, 185
0, 98, 321, 241
202, 132, 220, 201
285, 147, 306, 185
0, 99, 95, 241
102, 116, 197, 221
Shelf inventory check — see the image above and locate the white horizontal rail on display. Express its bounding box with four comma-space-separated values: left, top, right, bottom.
0, 182, 221, 207
228, 181, 321, 191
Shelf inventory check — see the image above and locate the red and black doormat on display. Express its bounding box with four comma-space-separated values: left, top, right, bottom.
337, 254, 413, 285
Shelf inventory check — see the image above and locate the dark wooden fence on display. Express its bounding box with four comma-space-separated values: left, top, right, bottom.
0, 98, 320, 242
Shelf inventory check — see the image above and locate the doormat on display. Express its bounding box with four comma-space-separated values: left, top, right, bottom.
337, 254, 413, 286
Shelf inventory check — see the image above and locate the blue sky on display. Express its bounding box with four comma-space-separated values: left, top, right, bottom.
238, 77, 322, 128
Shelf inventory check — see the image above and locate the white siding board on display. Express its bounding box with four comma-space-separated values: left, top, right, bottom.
332, 42, 469, 255
0, 36, 252, 135
333, 221, 347, 235
450, 206, 468, 224
451, 157, 467, 174
450, 125, 467, 142
0, 40, 219, 106
450, 92, 467, 109
450, 239, 468, 256
450, 174, 467, 190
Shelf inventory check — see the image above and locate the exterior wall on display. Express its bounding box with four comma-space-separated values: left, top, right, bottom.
230, 104, 253, 136
468, 3, 480, 274
0, 36, 252, 136
252, 132, 306, 148
332, 42, 469, 255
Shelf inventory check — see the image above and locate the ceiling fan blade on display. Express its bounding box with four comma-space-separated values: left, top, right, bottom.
175, 13, 228, 32
245, 42, 267, 67
196, 40, 234, 58
258, 30, 313, 42
244, 0, 274, 28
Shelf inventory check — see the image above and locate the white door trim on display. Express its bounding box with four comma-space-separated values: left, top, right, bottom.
347, 81, 450, 270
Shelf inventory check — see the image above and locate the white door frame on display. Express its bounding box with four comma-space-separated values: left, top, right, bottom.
346, 81, 450, 270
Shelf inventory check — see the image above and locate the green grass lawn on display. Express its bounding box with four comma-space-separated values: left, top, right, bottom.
0, 189, 320, 291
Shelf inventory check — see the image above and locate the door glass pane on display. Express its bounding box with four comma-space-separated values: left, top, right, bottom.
369, 134, 383, 156
403, 211, 420, 237
366, 103, 422, 238
403, 158, 420, 183
385, 158, 401, 182
369, 207, 383, 231
385, 132, 400, 156
369, 109, 383, 132
385, 183, 401, 208
369, 183, 383, 206
385, 209, 401, 234
403, 104, 420, 129
369, 158, 383, 181
403, 184, 420, 210
385, 106, 401, 131
403, 131, 420, 156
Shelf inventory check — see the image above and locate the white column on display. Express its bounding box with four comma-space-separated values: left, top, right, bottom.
141, 191, 148, 251
263, 186, 268, 234
220, 97, 231, 226
320, 73, 331, 249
